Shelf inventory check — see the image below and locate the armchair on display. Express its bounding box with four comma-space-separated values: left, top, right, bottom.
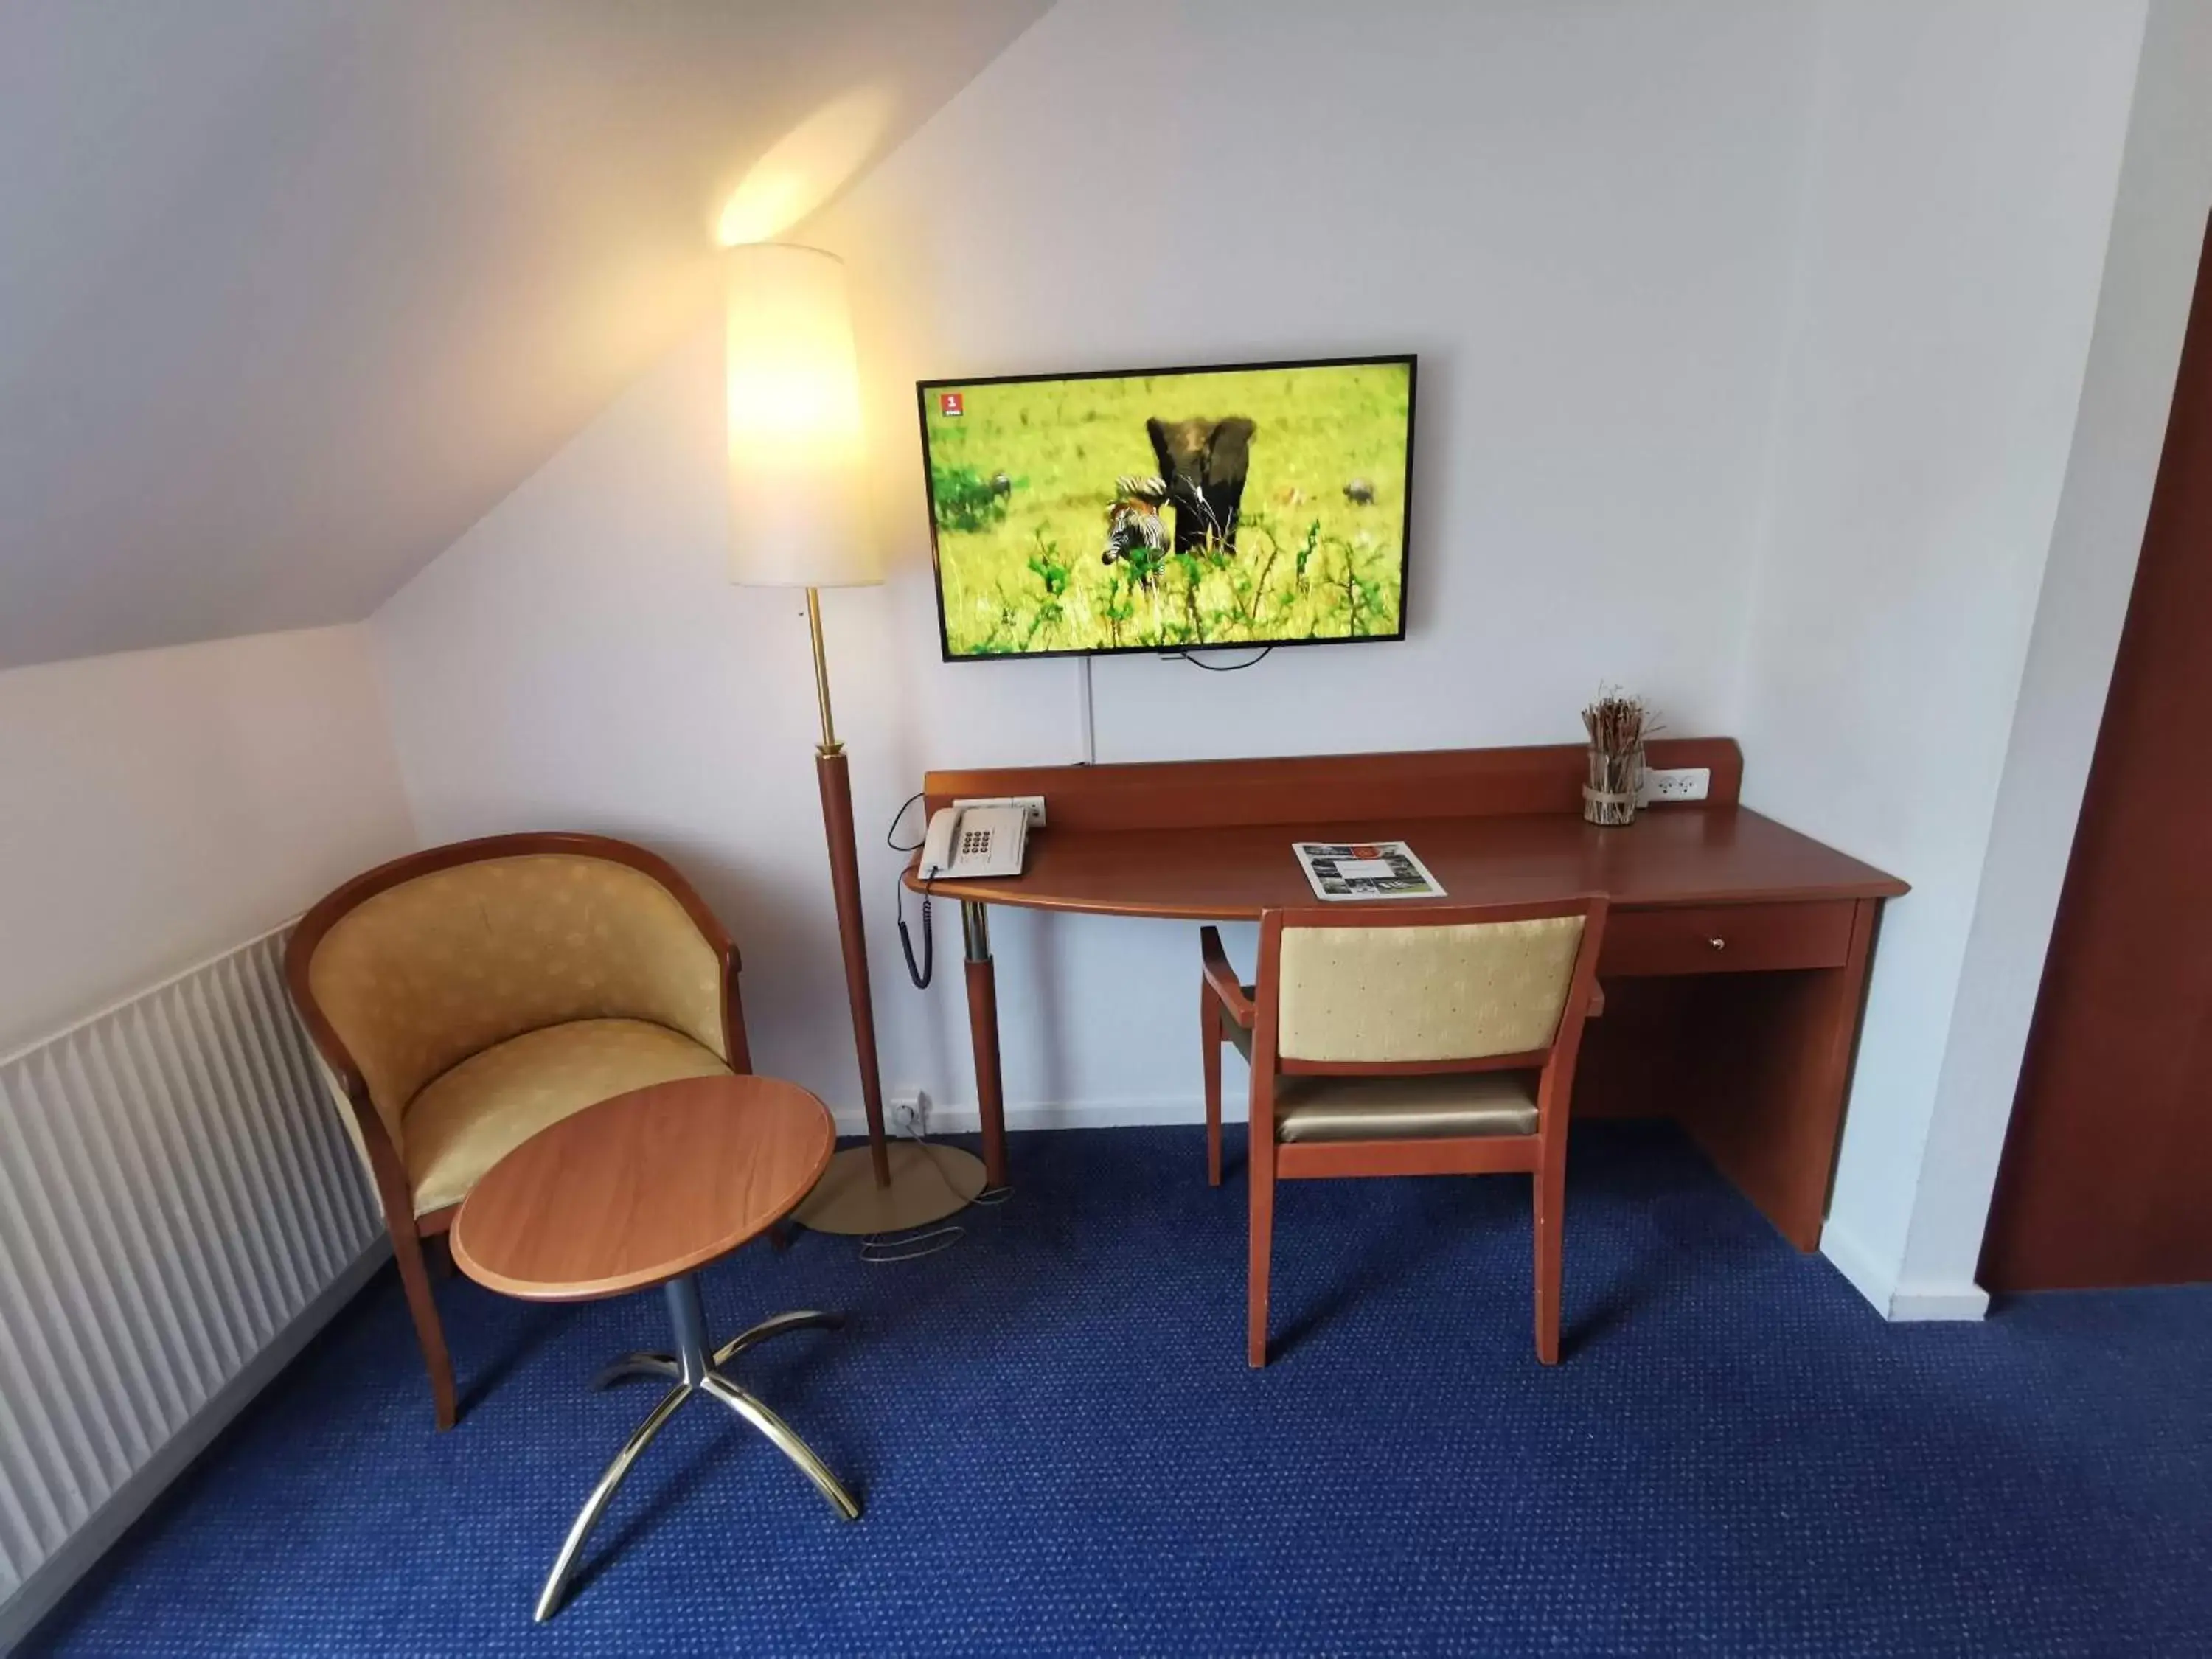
286, 832, 748, 1428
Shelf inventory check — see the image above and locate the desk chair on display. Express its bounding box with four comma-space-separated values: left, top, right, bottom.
286, 833, 747, 1429
1200, 897, 1607, 1366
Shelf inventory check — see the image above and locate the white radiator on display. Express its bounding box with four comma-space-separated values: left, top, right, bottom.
0, 925, 385, 1648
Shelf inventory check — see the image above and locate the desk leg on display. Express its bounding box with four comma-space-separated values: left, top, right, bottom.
962, 902, 1009, 1189
1675, 899, 1882, 1251
1576, 901, 1884, 1251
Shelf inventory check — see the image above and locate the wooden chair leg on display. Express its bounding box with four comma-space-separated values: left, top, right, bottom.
1534, 1153, 1565, 1366
1202, 987, 1223, 1187
393, 1223, 459, 1430
1248, 1133, 1274, 1368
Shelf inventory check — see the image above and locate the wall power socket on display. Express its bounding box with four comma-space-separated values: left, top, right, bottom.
952, 794, 1048, 827
888, 1090, 929, 1138
1644, 767, 1711, 804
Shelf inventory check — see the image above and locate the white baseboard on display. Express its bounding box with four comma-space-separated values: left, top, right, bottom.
0, 1239, 392, 1653
1886, 1281, 1992, 1321
830, 1096, 1221, 1138
1820, 1221, 1988, 1322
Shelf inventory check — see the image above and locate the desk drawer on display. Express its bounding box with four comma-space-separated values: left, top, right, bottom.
1601, 901, 1857, 977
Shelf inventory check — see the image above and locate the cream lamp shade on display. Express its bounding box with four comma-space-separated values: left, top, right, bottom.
723, 243, 880, 588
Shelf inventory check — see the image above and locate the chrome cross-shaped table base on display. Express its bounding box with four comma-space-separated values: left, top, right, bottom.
536, 1275, 861, 1621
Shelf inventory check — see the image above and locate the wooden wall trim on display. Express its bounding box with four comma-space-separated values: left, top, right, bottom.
923, 737, 1742, 833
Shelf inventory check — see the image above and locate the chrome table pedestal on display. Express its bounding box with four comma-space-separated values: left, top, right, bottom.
536, 1275, 860, 1621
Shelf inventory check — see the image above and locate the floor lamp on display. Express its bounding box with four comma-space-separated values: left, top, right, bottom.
722, 242, 984, 1234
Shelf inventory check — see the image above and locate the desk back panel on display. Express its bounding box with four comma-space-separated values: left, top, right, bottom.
924, 739, 1742, 832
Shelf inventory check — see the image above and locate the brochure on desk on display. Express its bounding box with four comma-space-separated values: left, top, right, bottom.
1293, 841, 1446, 902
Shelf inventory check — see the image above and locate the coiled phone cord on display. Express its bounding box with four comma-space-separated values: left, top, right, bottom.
888, 790, 933, 988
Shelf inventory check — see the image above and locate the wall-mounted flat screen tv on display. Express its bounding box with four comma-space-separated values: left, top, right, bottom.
918, 355, 1414, 661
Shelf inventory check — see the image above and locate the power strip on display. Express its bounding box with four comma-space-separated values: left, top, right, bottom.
951, 794, 1048, 828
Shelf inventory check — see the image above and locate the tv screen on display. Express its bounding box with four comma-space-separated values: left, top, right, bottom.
918, 355, 1414, 661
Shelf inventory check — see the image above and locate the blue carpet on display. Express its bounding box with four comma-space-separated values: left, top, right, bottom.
27, 1123, 2212, 1656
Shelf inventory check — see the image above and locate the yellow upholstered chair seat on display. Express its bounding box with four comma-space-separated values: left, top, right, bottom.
1224, 987, 1543, 1137
1272, 1070, 1540, 1144
402, 1018, 731, 1214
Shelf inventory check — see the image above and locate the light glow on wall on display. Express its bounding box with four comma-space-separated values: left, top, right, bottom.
715, 88, 892, 247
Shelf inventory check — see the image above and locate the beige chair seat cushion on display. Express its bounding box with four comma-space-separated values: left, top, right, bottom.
1273, 1069, 1539, 1144
403, 1018, 731, 1214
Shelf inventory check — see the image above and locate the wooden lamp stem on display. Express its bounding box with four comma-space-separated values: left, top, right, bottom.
807, 588, 891, 1189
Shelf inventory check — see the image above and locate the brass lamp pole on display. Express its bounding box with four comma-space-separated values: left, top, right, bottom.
723, 243, 981, 1234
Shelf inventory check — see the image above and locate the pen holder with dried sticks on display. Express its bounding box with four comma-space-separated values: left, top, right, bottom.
1581, 692, 1649, 827
1582, 745, 1644, 826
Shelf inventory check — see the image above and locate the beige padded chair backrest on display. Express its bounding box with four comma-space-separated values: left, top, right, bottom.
306, 854, 724, 1143
1276, 915, 1585, 1064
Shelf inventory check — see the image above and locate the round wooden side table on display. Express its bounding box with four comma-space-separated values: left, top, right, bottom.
451, 1073, 860, 1621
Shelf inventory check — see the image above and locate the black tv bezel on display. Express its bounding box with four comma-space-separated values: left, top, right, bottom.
915, 352, 1418, 665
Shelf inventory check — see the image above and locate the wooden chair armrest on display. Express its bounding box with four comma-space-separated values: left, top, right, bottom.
1199, 926, 1256, 1029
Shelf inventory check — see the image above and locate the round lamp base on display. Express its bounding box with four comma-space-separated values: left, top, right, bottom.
789, 1141, 987, 1236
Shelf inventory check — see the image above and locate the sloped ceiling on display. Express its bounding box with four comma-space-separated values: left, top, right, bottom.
0, 0, 1049, 670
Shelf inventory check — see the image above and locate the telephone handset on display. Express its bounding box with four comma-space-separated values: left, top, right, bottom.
901, 804, 1031, 988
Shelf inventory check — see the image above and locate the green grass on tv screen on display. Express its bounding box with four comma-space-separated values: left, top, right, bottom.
923, 361, 1410, 658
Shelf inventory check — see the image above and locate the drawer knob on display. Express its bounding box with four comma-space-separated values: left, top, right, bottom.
1708, 936, 1727, 950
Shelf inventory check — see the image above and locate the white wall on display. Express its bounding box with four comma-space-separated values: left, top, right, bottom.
0, 0, 1051, 670
0, 626, 417, 1055
370, 0, 2208, 1315
1733, 1, 2151, 1313
830, 0, 1826, 764
1892, 0, 2212, 1308
375, 0, 1823, 1124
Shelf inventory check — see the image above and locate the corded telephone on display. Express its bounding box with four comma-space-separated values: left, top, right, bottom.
918, 804, 1029, 880
901, 804, 1031, 987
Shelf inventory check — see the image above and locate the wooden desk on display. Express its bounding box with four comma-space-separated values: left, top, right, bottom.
909, 740, 1906, 1250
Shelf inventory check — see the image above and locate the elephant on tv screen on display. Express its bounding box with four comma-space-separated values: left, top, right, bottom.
1147, 415, 1256, 555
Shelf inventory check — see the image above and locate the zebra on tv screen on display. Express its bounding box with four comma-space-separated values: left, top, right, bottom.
917, 355, 1415, 661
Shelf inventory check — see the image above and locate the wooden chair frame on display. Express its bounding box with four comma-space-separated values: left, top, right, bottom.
1203, 896, 1608, 1368
285, 832, 748, 1430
